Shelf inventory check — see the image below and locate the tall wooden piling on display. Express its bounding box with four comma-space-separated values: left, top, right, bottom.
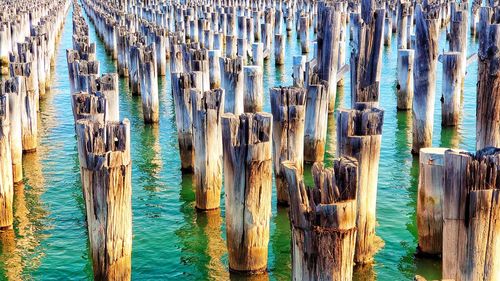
417, 147, 447, 256
172, 72, 196, 172
441, 52, 462, 126
293, 55, 306, 87
274, 34, 285, 65
282, 159, 358, 281
299, 16, 309, 53
397, 49, 414, 110
2, 78, 22, 184
476, 23, 500, 149
0, 92, 13, 229
222, 112, 272, 274
270, 86, 306, 206
412, 5, 439, 154
304, 81, 329, 163
191, 89, 224, 211
76, 119, 132, 280
208, 50, 221, 89
243, 66, 263, 113
336, 102, 384, 264
139, 44, 159, 123
220, 57, 244, 114
443, 148, 500, 281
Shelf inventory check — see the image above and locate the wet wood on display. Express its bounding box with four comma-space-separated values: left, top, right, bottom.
304, 81, 329, 163
441, 52, 462, 127
2, 78, 23, 183
397, 49, 414, 110
0, 91, 13, 229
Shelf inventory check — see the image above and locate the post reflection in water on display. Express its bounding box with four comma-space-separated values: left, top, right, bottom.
439, 125, 461, 149
354, 263, 377, 281
0, 229, 21, 280
196, 209, 228, 280
270, 207, 291, 280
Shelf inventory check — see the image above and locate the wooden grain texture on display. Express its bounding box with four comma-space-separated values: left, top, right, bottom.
397, 49, 414, 110
220, 56, 244, 114
270, 86, 306, 206
441, 52, 462, 126
412, 4, 439, 154
243, 66, 264, 113
191, 89, 224, 210
2, 77, 23, 183
417, 148, 446, 255
0, 92, 13, 229
222, 112, 272, 273
282, 158, 358, 281
476, 24, 500, 149
336, 102, 384, 264
304, 81, 329, 163
76, 119, 132, 280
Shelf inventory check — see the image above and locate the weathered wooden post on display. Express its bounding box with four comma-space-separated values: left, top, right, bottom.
252, 42, 264, 67
476, 23, 500, 149
293, 55, 306, 87
449, 9, 468, 79
317, 5, 340, 112
0, 91, 13, 229
191, 89, 224, 211
397, 49, 414, 110
243, 66, 263, 113
76, 119, 132, 280
397, 1, 410, 49
417, 147, 447, 256
222, 112, 272, 274
208, 50, 221, 89
220, 56, 244, 114
443, 148, 500, 281
274, 34, 285, 65
336, 102, 384, 264
172, 72, 195, 172
270, 86, 306, 206
92, 73, 119, 122
299, 16, 309, 53
441, 52, 462, 126
139, 44, 159, 123
2, 78, 23, 184
282, 159, 358, 281
304, 80, 329, 163
412, 4, 439, 154
384, 14, 392, 46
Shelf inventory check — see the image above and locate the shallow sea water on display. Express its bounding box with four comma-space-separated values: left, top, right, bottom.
0, 3, 479, 280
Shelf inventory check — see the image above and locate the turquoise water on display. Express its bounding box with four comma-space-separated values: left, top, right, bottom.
0, 4, 479, 280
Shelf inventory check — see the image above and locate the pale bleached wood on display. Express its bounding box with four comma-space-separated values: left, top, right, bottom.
0, 92, 13, 229
75, 119, 132, 280
270, 86, 306, 205
282, 159, 358, 281
417, 147, 446, 256
274, 34, 285, 65
192, 88, 224, 210
2, 77, 23, 183
441, 52, 462, 126
220, 56, 244, 114
304, 81, 329, 163
139, 44, 159, 123
336, 102, 384, 264
412, 4, 439, 154
397, 49, 414, 110
243, 65, 263, 113
293, 55, 306, 87
222, 112, 272, 273
208, 50, 221, 89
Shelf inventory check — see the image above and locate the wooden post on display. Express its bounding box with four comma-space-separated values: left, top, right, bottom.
441, 52, 462, 127
476, 24, 500, 150
304, 81, 329, 163
412, 5, 439, 154
222, 112, 272, 274
138, 44, 159, 124
443, 148, 500, 281
293, 55, 306, 87
384, 14, 392, 46
225, 35, 237, 58
449, 10, 468, 79
251, 42, 263, 67
0, 91, 13, 229
397, 49, 414, 110
274, 34, 285, 65
75, 119, 132, 280
397, 1, 410, 49
172, 72, 196, 172
270, 86, 306, 206
208, 50, 221, 89
220, 56, 244, 114
417, 147, 446, 256
299, 16, 309, 53
282, 159, 358, 281
191, 89, 224, 211
336, 102, 384, 264
2, 77, 23, 183
243, 65, 263, 113
317, 6, 340, 112
92, 73, 119, 122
